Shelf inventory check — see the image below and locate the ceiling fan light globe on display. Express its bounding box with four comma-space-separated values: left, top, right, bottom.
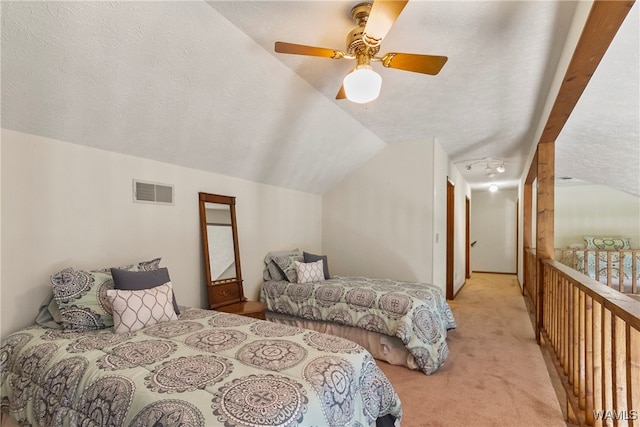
343, 65, 381, 104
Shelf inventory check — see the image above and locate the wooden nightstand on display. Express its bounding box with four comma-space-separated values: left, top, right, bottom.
216, 301, 266, 320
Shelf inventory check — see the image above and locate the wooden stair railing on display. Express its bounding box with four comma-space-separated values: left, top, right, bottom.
524, 250, 640, 426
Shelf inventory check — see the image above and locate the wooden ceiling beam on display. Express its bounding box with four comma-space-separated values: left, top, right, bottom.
526, 0, 635, 182
540, 0, 635, 144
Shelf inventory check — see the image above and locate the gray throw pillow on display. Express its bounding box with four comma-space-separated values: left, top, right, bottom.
303, 252, 331, 279
111, 267, 180, 315
266, 260, 287, 281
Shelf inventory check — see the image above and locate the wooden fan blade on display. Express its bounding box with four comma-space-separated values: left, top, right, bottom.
336, 85, 346, 100
275, 41, 345, 59
363, 0, 409, 46
381, 52, 448, 75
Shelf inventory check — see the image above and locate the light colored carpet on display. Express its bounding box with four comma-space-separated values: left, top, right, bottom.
378, 273, 566, 427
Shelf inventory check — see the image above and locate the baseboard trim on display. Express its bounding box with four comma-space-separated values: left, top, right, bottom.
472, 271, 517, 275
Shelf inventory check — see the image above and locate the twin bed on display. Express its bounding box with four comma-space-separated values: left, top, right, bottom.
260, 251, 457, 376
2, 252, 456, 426
1, 258, 404, 427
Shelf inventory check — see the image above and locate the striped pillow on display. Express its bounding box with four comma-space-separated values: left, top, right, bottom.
107, 281, 177, 333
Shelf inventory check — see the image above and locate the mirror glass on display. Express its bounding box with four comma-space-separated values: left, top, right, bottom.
204, 203, 235, 281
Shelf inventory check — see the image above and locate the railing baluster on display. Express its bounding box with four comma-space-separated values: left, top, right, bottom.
553, 271, 556, 344
603, 309, 613, 427
580, 290, 586, 409
562, 276, 568, 370
574, 286, 580, 393
586, 294, 594, 424
618, 251, 625, 294
632, 253, 638, 295
630, 327, 639, 427
613, 316, 628, 426
593, 300, 603, 427
607, 252, 613, 290
568, 277, 574, 378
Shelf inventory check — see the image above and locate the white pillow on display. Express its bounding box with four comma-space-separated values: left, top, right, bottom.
107, 281, 177, 333
295, 260, 325, 284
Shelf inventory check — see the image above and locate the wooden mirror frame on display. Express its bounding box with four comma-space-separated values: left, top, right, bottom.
198, 192, 246, 309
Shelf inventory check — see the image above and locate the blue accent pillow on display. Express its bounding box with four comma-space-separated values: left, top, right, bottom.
111, 267, 180, 315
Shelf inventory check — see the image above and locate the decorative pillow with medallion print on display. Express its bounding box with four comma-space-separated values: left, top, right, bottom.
272, 253, 304, 283
50, 258, 161, 331
583, 236, 631, 251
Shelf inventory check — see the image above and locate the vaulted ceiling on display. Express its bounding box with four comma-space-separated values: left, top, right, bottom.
1, 1, 638, 195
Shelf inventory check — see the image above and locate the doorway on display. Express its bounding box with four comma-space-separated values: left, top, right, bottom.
446, 179, 454, 300
466, 196, 470, 279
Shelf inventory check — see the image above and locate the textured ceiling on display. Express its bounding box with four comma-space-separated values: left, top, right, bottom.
1, 1, 638, 196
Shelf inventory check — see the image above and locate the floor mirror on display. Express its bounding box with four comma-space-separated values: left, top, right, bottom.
198, 192, 265, 319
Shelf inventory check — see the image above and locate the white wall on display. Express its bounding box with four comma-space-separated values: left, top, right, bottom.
1, 130, 322, 337
470, 188, 518, 273
322, 138, 469, 295
555, 184, 640, 248
432, 141, 448, 289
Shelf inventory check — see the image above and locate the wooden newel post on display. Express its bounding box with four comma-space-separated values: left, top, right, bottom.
536, 142, 555, 345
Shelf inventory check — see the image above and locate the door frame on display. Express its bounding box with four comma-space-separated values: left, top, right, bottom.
466, 196, 471, 279
446, 179, 455, 300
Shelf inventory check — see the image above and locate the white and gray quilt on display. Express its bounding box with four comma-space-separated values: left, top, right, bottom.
1, 307, 402, 426
260, 276, 457, 375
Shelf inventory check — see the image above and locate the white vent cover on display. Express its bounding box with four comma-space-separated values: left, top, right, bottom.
133, 179, 174, 205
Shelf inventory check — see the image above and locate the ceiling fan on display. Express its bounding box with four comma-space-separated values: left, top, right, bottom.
274, 0, 448, 104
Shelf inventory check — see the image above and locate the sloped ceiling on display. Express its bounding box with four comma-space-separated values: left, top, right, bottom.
1, 1, 638, 196
555, 1, 639, 196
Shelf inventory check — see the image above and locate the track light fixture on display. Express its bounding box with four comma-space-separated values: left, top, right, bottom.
461, 157, 508, 176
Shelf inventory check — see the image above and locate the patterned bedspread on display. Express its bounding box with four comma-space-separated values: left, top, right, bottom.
260, 276, 457, 375
1, 308, 402, 427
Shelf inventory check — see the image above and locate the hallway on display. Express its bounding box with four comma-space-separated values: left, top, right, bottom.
378, 273, 567, 426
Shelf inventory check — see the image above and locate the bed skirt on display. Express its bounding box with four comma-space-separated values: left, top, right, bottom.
266, 310, 419, 371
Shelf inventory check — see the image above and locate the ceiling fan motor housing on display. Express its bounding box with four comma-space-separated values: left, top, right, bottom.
347, 3, 380, 56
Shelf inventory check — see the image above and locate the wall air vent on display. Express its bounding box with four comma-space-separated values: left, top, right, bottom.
133, 179, 174, 205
